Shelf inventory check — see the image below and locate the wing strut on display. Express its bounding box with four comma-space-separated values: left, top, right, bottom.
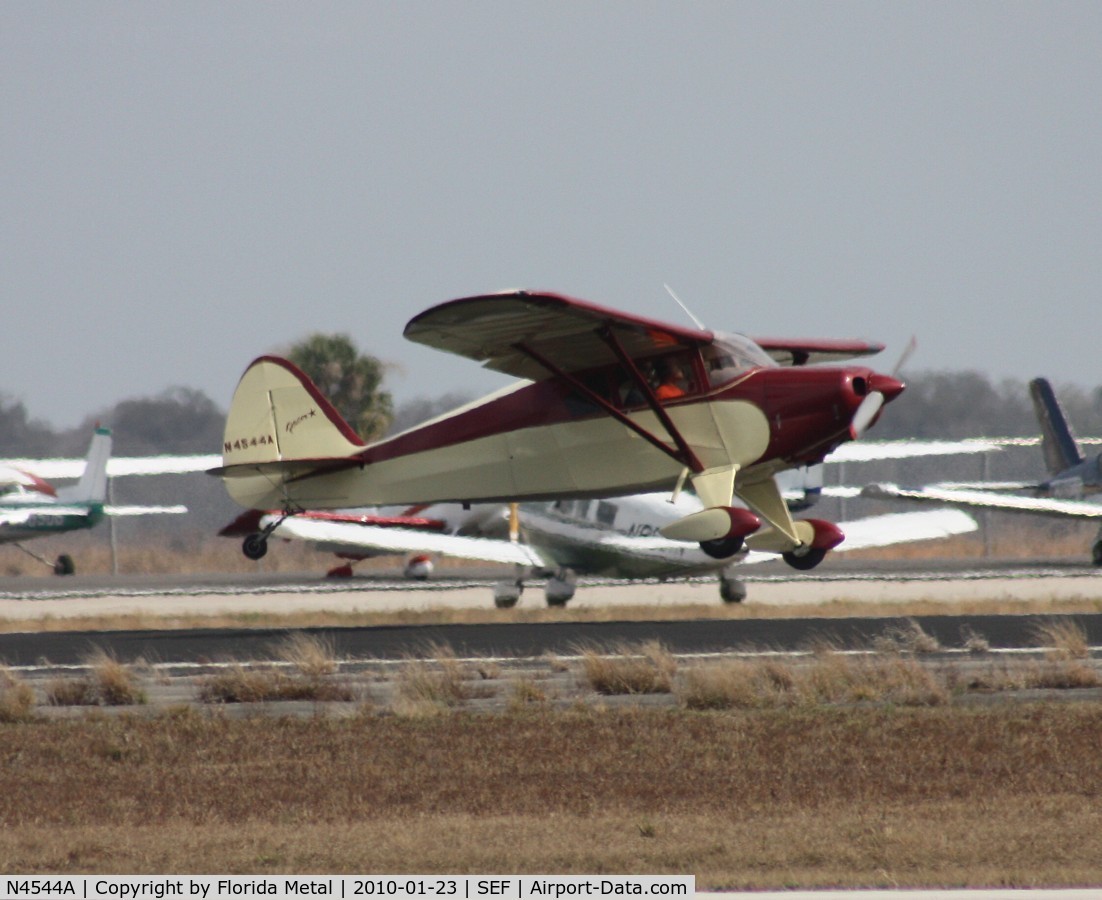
513, 337, 705, 474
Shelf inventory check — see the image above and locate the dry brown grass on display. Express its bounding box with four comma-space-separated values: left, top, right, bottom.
2, 705, 1102, 886
273, 632, 342, 678
579, 641, 678, 695
678, 653, 949, 710
392, 644, 483, 715
44, 649, 146, 707
1032, 617, 1091, 660
0, 666, 34, 722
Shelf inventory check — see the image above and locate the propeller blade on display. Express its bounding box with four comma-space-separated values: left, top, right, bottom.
849, 392, 886, 439
892, 335, 918, 377
849, 338, 914, 440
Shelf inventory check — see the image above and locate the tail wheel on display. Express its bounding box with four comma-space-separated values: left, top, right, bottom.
53, 554, 75, 576
242, 534, 269, 561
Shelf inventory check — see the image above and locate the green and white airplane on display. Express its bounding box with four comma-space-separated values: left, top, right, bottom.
0, 427, 186, 574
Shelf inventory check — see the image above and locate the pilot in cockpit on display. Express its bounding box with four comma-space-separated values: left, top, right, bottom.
653, 357, 688, 400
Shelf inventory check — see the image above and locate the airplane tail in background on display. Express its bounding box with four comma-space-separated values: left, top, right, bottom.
1029, 377, 1083, 476
56, 427, 111, 504
220, 355, 367, 472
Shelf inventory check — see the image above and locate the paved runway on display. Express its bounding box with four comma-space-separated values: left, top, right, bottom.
0, 558, 1100, 621
0, 560, 1100, 667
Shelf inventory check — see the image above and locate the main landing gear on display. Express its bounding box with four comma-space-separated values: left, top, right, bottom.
781, 546, 828, 571
493, 568, 577, 608
14, 543, 76, 576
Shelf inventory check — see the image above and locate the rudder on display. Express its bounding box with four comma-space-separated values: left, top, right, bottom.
57, 427, 111, 504
221, 356, 366, 468
1029, 377, 1083, 476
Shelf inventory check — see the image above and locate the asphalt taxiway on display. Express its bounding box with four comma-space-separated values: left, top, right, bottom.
0, 558, 1099, 667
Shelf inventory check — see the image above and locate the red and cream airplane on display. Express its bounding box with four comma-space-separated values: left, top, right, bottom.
212, 290, 905, 570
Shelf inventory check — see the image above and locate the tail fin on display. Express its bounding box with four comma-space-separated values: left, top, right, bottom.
220, 356, 366, 470
56, 427, 111, 503
1029, 377, 1083, 476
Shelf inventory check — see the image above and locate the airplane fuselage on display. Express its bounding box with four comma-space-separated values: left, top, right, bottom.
0, 503, 103, 544
223, 361, 888, 512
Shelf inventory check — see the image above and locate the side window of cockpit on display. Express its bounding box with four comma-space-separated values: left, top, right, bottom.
596, 501, 618, 527
703, 346, 754, 387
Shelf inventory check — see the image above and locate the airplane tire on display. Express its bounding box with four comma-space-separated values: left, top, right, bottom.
1092, 541, 1102, 567
782, 547, 827, 571
545, 574, 576, 607
53, 554, 75, 576
719, 575, 746, 604
700, 536, 745, 560
242, 535, 269, 561
493, 581, 522, 609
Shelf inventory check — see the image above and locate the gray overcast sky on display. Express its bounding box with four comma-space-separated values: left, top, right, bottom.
3, 2, 1101, 429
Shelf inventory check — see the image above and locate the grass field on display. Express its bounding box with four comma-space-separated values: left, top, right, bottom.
1, 704, 1101, 887
2, 629, 1102, 886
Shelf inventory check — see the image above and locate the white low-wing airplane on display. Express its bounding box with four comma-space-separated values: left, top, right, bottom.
219, 488, 976, 606
0, 427, 187, 574
863, 377, 1102, 565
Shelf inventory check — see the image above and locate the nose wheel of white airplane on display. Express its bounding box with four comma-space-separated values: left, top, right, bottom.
719, 571, 746, 603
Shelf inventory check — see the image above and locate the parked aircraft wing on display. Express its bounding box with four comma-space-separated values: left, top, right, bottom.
826, 439, 1003, 463
738, 508, 977, 563
403, 290, 716, 381
862, 483, 1102, 520
266, 513, 548, 567
0, 505, 104, 528
105, 505, 188, 516
0, 455, 218, 480
581, 508, 976, 559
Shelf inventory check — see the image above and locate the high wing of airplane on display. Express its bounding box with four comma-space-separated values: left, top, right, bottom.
213, 290, 907, 573
862, 376, 1102, 564
0, 428, 187, 574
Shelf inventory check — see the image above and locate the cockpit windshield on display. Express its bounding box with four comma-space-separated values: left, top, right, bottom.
701, 332, 776, 387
